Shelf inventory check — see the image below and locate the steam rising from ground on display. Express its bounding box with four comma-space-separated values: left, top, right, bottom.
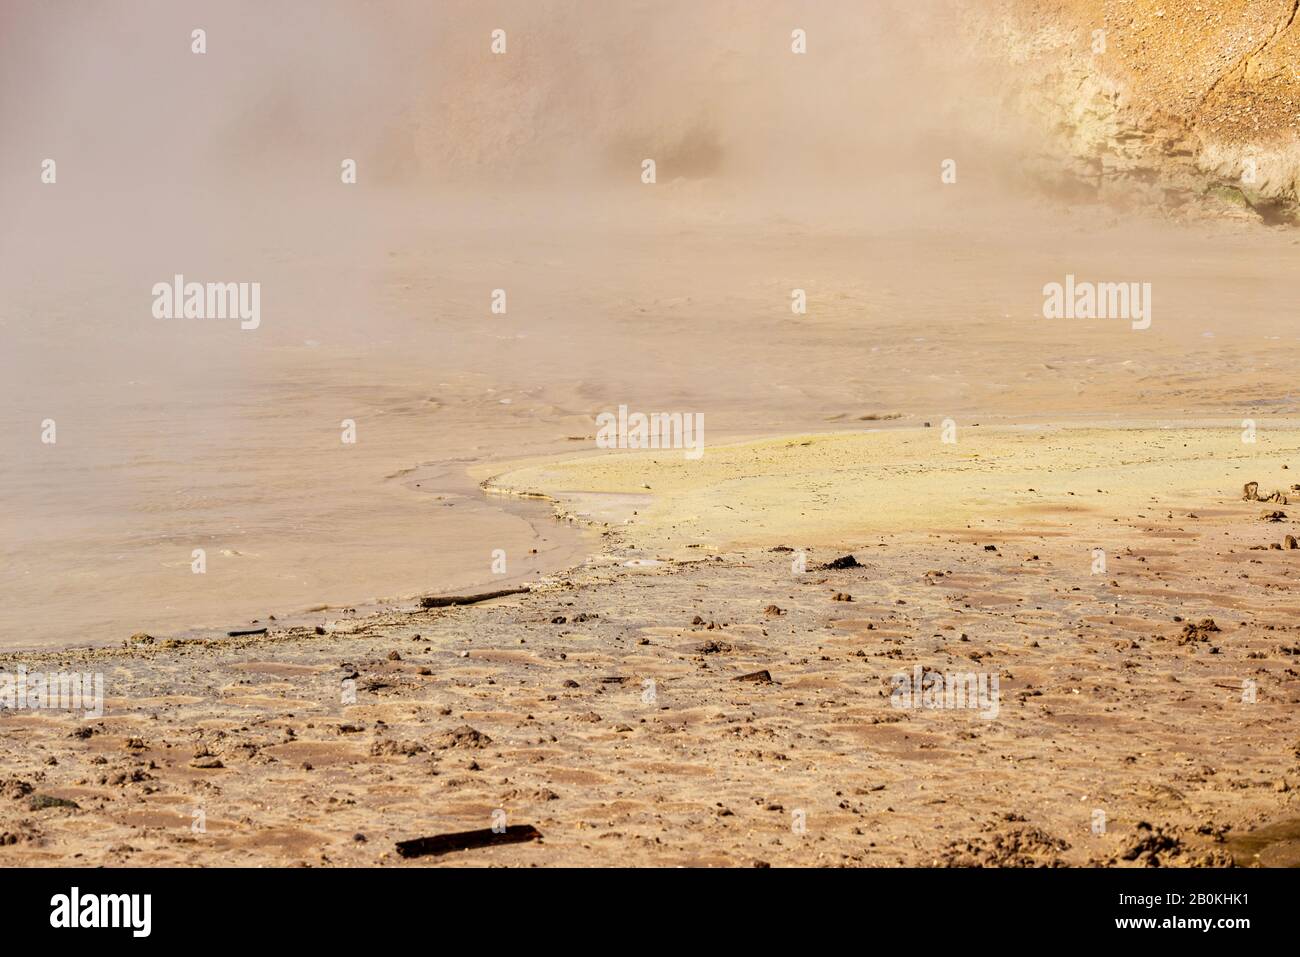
0, 1, 1032, 216
2, 2, 1295, 647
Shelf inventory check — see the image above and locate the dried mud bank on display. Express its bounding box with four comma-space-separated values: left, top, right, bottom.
1, 427, 1298, 867
980, 0, 1300, 223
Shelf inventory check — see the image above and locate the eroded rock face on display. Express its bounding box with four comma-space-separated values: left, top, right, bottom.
974, 0, 1300, 222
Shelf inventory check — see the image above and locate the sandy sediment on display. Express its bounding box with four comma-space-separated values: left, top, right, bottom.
487, 425, 1300, 549
1, 425, 1297, 867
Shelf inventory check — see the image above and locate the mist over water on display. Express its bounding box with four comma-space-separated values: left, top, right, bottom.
3, 1, 1297, 647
